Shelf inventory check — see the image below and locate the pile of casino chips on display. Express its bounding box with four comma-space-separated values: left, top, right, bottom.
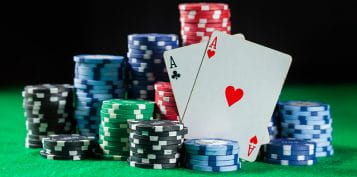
263, 138, 317, 166
179, 3, 231, 46
127, 34, 179, 100
184, 138, 241, 172
278, 101, 334, 157
40, 134, 97, 160
73, 55, 126, 136
127, 120, 186, 169
22, 84, 75, 148
98, 99, 155, 160
154, 82, 179, 121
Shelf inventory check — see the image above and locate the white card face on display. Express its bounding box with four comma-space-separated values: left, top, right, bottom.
163, 34, 245, 120
183, 31, 292, 161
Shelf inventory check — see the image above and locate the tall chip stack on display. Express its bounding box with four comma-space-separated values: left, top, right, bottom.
184, 138, 241, 172
278, 101, 334, 157
154, 82, 179, 121
178, 3, 231, 46
263, 139, 317, 166
127, 120, 186, 169
99, 99, 154, 160
73, 55, 126, 136
127, 34, 179, 101
22, 84, 75, 148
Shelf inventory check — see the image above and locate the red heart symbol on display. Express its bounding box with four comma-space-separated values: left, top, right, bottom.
207, 49, 215, 59
250, 136, 258, 145
225, 86, 244, 107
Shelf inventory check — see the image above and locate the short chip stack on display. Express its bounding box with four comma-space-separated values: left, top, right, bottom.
154, 82, 179, 121
73, 55, 126, 136
127, 120, 186, 169
23, 84, 75, 148
278, 101, 334, 157
99, 99, 155, 160
127, 34, 179, 100
40, 134, 97, 160
179, 3, 231, 46
184, 138, 241, 172
264, 138, 317, 166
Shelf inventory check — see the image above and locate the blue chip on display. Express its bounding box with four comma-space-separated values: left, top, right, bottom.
75, 62, 123, 68
75, 74, 124, 81
184, 138, 239, 151
74, 114, 99, 121
185, 148, 239, 156
128, 40, 178, 47
75, 66, 123, 72
264, 146, 315, 156
316, 149, 334, 157
281, 127, 333, 135
278, 101, 330, 112
127, 48, 166, 55
129, 62, 166, 68
282, 119, 332, 125
280, 110, 330, 117
127, 53, 163, 59
185, 163, 241, 172
186, 154, 239, 161
74, 83, 124, 90
264, 157, 316, 166
280, 114, 332, 121
128, 33, 178, 42
128, 58, 164, 65
264, 152, 316, 161
187, 158, 239, 167
130, 66, 166, 73
75, 87, 125, 94
281, 122, 332, 130
265, 139, 316, 151
74, 55, 124, 64
74, 78, 124, 86
75, 92, 124, 100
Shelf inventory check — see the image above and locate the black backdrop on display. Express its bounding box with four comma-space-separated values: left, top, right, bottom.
2, 0, 357, 86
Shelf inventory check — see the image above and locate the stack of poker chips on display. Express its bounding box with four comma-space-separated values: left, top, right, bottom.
154, 82, 179, 121
263, 139, 317, 166
99, 99, 155, 160
22, 84, 75, 148
40, 134, 97, 160
278, 101, 334, 157
178, 3, 231, 46
127, 33, 179, 100
127, 120, 186, 169
73, 55, 126, 136
184, 138, 241, 172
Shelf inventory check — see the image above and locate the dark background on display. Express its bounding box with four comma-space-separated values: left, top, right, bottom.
2, 0, 357, 86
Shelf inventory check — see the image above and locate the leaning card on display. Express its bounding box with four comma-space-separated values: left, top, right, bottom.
163, 34, 245, 120
183, 31, 292, 161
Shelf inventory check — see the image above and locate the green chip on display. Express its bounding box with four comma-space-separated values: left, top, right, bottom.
101, 108, 153, 115
100, 135, 129, 142
100, 111, 153, 120
100, 144, 129, 151
102, 99, 154, 110
101, 154, 128, 161
100, 121, 128, 128
101, 117, 130, 123
99, 127, 129, 136
99, 139, 129, 146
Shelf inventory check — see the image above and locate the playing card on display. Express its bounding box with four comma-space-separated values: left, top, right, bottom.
163, 34, 245, 120
183, 31, 292, 161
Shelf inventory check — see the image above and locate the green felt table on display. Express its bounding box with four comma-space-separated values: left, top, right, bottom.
1, 84, 356, 177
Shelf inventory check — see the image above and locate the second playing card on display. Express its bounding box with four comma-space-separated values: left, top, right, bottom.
183, 31, 292, 161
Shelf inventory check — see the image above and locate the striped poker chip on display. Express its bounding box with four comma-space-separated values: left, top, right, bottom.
178, 3, 229, 11
128, 120, 184, 132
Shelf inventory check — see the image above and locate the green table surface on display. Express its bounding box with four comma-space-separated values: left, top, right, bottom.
1, 84, 356, 177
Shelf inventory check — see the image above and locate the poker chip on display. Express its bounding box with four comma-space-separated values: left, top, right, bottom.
128, 119, 185, 169
178, 3, 231, 46
73, 55, 126, 136
184, 138, 241, 172
154, 82, 179, 121
22, 84, 75, 148
40, 134, 97, 160
127, 34, 179, 100
263, 157, 317, 166
98, 99, 155, 161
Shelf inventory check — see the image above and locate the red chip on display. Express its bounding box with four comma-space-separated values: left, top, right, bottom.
155, 95, 176, 103
180, 17, 230, 24
181, 22, 231, 28
154, 82, 172, 91
157, 100, 177, 107
181, 30, 230, 37
179, 11, 231, 20
156, 113, 179, 121
180, 26, 231, 33
178, 3, 229, 11
155, 91, 174, 97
